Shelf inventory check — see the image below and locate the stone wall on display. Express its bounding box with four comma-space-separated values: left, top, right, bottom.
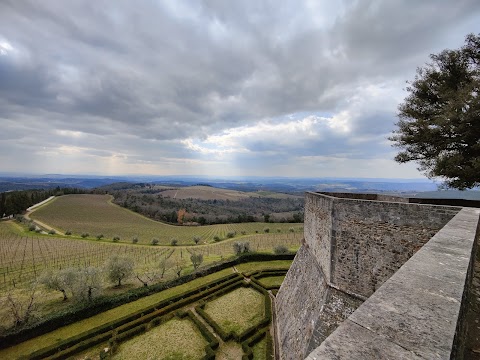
277, 192, 467, 359
306, 207, 480, 359
330, 196, 459, 297
275, 245, 329, 360
303, 193, 334, 281
275, 244, 362, 360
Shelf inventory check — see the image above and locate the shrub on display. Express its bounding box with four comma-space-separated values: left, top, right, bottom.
28, 224, 36, 231
273, 245, 289, 254
263, 227, 270, 233
48, 229, 56, 235
35, 228, 42, 233
233, 242, 251, 255
213, 236, 221, 242
226, 231, 236, 239
193, 236, 201, 245
170, 238, 178, 246
151, 238, 159, 246
241, 231, 246, 235
81, 233, 89, 238
96, 234, 104, 240
132, 237, 138, 244
277, 228, 281, 233
289, 227, 295, 233
112, 236, 120, 242
190, 253, 204, 269
65, 230, 72, 235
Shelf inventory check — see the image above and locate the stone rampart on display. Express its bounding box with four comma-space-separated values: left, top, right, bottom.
328, 194, 458, 297
306, 207, 480, 359
276, 192, 479, 359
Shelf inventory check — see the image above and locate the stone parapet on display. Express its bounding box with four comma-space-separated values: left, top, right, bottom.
306, 207, 480, 359
277, 192, 478, 359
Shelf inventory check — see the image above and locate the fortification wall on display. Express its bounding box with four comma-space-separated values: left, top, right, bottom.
303, 192, 334, 281
276, 192, 469, 359
306, 207, 480, 359
275, 246, 329, 360
329, 196, 458, 297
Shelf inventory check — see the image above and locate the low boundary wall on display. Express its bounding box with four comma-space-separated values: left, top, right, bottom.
306, 207, 479, 359
276, 192, 479, 359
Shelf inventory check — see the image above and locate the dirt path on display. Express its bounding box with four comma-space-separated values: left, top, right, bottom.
23, 197, 65, 235
268, 290, 279, 360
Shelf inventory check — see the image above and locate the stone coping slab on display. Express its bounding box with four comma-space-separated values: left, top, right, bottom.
306, 207, 480, 360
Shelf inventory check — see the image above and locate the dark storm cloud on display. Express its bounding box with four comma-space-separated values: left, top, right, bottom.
0, 0, 479, 176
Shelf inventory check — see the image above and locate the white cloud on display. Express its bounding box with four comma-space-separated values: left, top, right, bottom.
0, 0, 479, 178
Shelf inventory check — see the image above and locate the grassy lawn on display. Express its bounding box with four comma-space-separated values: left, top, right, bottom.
113, 318, 207, 360
204, 287, 264, 336
215, 341, 244, 360
257, 275, 285, 288
252, 337, 268, 360
29, 194, 303, 245
0, 268, 234, 359
236, 260, 292, 274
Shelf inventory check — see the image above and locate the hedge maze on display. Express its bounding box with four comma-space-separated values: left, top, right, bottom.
13, 266, 289, 359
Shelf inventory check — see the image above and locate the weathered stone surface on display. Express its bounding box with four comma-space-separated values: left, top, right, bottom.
277, 192, 479, 360
330, 197, 459, 298
276, 244, 363, 359
304, 193, 334, 281
305, 207, 480, 360
306, 320, 422, 360
305, 287, 362, 355
276, 245, 330, 360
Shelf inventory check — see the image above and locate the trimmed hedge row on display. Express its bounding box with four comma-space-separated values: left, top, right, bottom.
25, 274, 243, 360
1, 253, 294, 350
180, 310, 218, 360
196, 281, 273, 344
240, 281, 273, 343
250, 269, 288, 290
195, 280, 247, 341
241, 328, 274, 360
102, 311, 216, 360
242, 268, 289, 278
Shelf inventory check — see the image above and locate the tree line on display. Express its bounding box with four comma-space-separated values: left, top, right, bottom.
0, 187, 88, 218
105, 188, 304, 225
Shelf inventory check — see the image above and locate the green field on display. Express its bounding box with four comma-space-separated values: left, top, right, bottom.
204, 287, 265, 336
0, 192, 298, 358
113, 317, 208, 360
252, 337, 268, 360
0, 268, 236, 359
29, 194, 303, 245
257, 275, 285, 288
0, 261, 288, 359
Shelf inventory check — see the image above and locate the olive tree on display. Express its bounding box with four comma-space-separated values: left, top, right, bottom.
105, 255, 134, 287
75, 267, 102, 302
40, 268, 77, 301
190, 253, 204, 270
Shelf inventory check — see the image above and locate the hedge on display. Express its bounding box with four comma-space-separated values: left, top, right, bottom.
102, 311, 217, 360
196, 281, 273, 343
183, 311, 219, 360
1, 253, 294, 350
241, 328, 274, 360
249, 269, 288, 290
22, 275, 243, 359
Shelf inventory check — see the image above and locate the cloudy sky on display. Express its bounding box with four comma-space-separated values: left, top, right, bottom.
1, 0, 479, 178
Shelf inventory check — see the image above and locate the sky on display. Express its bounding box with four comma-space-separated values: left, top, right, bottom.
0, 0, 479, 178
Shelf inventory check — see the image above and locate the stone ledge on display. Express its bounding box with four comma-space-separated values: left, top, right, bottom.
306, 207, 480, 359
